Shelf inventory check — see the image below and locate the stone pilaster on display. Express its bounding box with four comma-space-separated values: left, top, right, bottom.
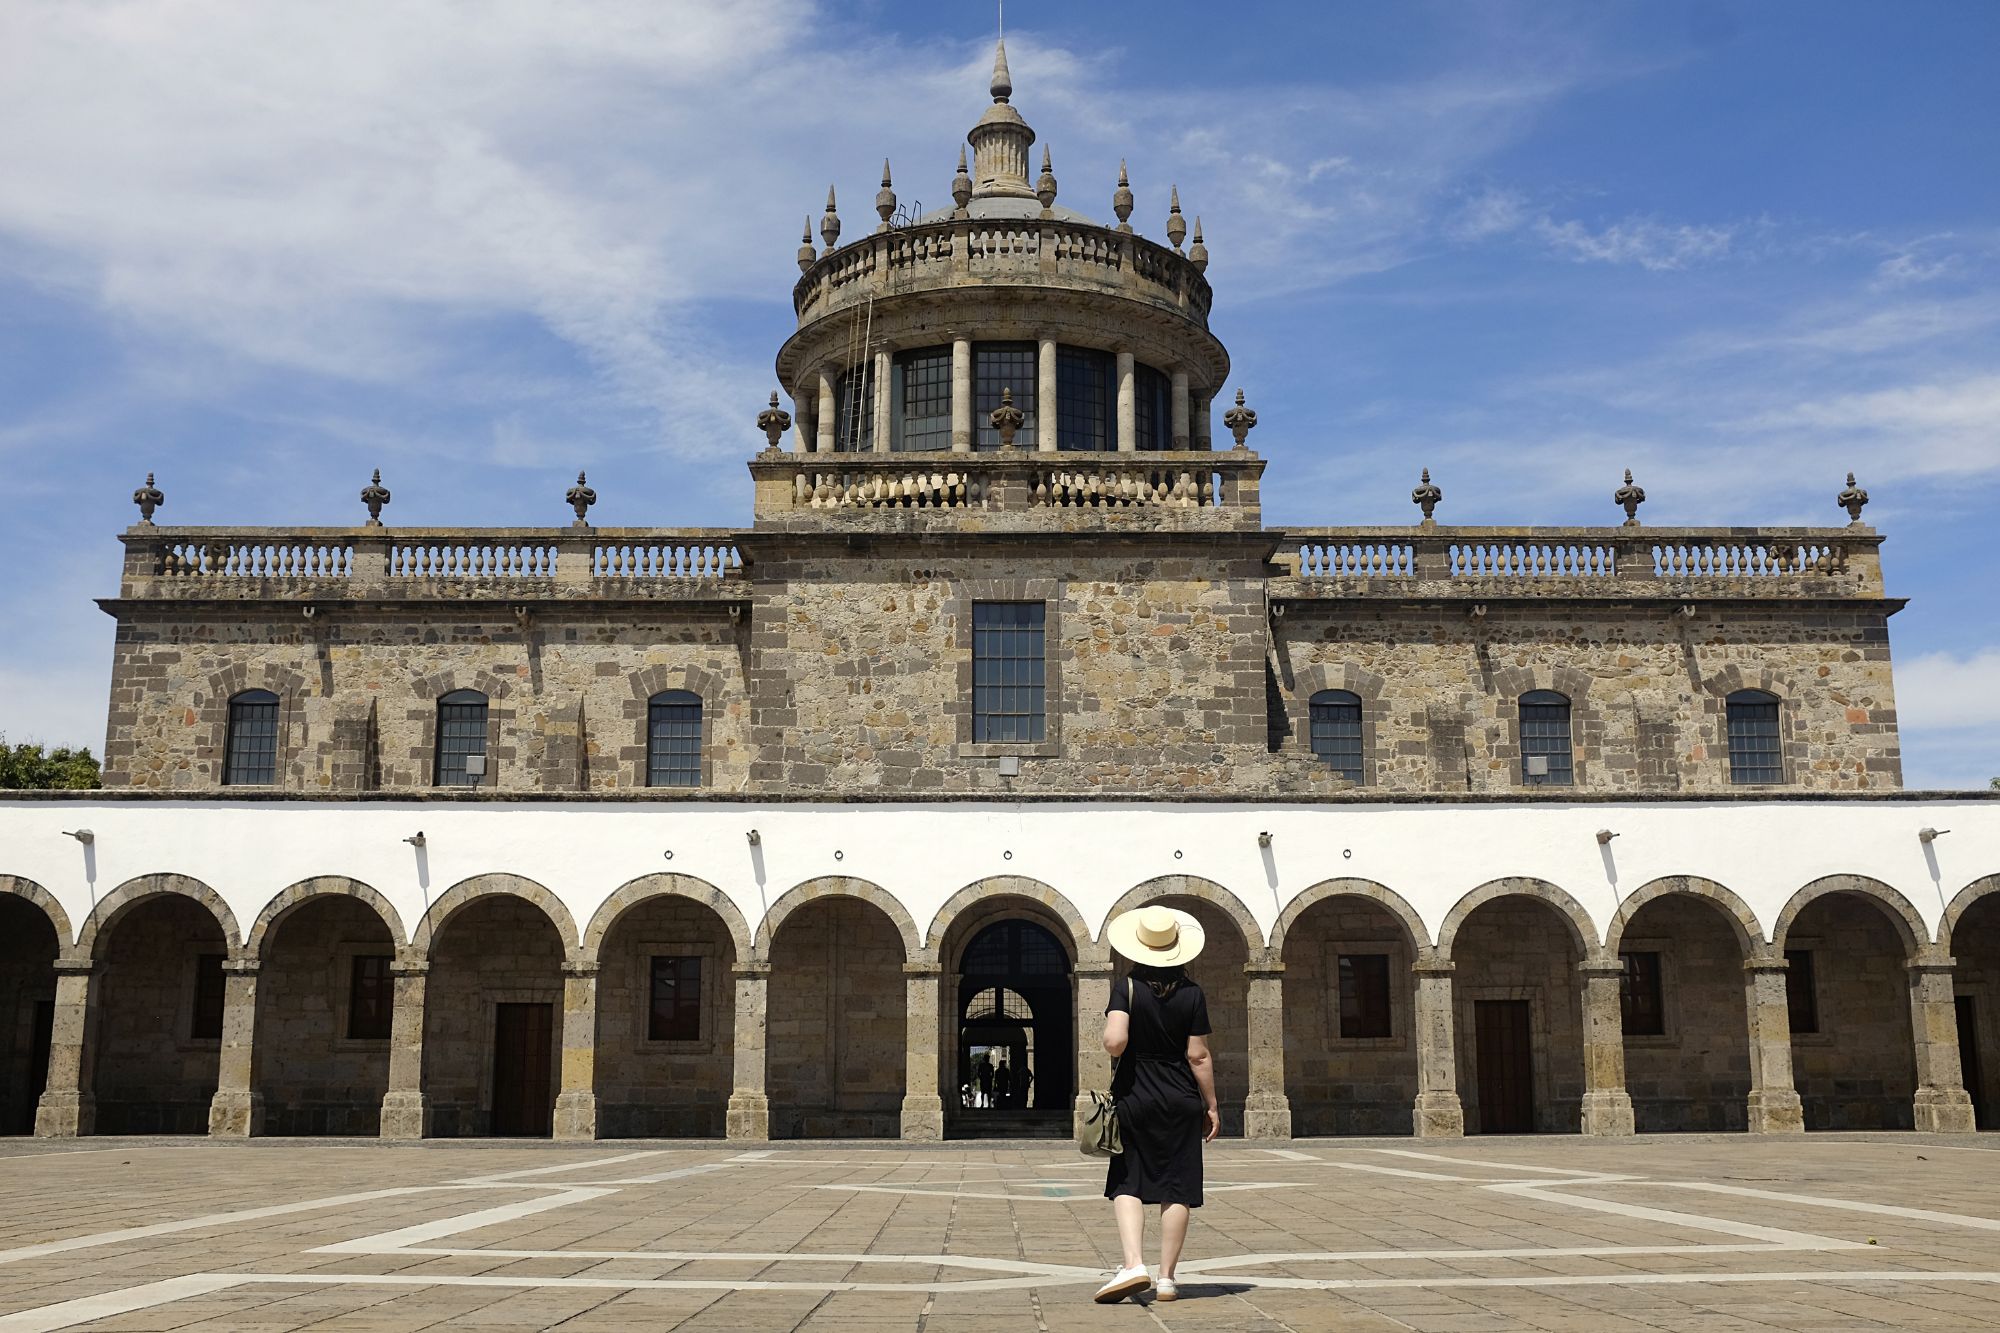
1243, 962, 1291, 1139
950, 337, 973, 452
34, 958, 98, 1138
1170, 369, 1190, 450
1074, 963, 1114, 1128
378, 955, 430, 1140
872, 347, 892, 452
553, 960, 600, 1141
726, 961, 770, 1141
1114, 351, 1136, 452
207, 955, 265, 1137
901, 961, 945, 1140
816, 372, 836, 453
1411, 957, 1463, 1137
1192, 392, 1212, 449
1036, 338, 1058, 452
1910, 954, 1977, 1133
1579, 956, 1636, 1136
1742, 955, 1804, 1133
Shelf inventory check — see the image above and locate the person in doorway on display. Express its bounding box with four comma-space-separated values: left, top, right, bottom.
975, 1056, 993, 1109
1094, 905, 1217, 1305
1019, 1065, 1034, 1109
994, 1059, 1013, 1106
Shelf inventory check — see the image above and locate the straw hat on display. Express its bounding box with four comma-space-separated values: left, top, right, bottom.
1105, 905, 1206, 967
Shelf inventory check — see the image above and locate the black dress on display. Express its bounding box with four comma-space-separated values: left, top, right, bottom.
1103, 972, 1212, 1208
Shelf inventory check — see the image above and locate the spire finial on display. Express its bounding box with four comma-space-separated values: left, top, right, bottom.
797, 217, 815, 272
1113, 160, 1134, 233
1036, 146, 1058, 215
875, 159, 897, 232
360, 468, 391, 527
952, 145, 972, 217
990, 36, 1012, 103
566, 471, 597, 527
1167, 184, 1186, 251
757, 389, 794, 452
1223, 389, 1258, 449
132, 472, 164, 525
1189, 216, 1208, 272
819, 185, 841, 250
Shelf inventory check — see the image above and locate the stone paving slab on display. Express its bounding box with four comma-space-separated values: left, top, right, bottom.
3, 1135, 2000, 1330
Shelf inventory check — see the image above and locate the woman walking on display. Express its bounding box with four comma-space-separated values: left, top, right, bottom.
1094, 905, 1219, 1304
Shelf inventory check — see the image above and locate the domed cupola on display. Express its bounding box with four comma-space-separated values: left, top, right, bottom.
968, 40, 1035, 201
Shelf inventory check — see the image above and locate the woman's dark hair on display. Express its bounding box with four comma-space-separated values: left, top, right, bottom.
1130, 961, 1190, 1000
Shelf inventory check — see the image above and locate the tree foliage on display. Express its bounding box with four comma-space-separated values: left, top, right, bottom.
0, 738, 103, 790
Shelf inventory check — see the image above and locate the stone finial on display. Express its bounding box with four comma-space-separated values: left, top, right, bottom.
1614, 468, 1646, 526
875, 160, 896, 232
1223, 389, 1258, 449
1113, 160, 1134, 233
1837, 471, 1870, 525
952, 145, 973, 217
1036, 146, 1058, 216
360, 469, 391, 527
1166, 185, 1186, 252
756, 390, 793, 451
990, 35, 1013, 103
1411, 467, 1442, 524
131, 472, 163, 525
989, 386, 1025, 448
1189, 217, 1208, 272
819, 185, 841, 250
797, 218, 815, 272
566, 471, 597, 527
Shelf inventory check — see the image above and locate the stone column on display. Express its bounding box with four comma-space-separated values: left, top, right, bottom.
1192, 392, 1212, 450
815, 371, 837, 453
791, 383, 812, 453
1170, 369, 1191, 450
1115, 351, 1136, 452
34, 958, 98, 1137
1075, 962, 1114, 1128
378, 954, 430, 1140
872, 347, 893, 452
1579, 956, 1636, 1135
726, 961, 770, 1140
1742, 955, 1804, 1133
553, 960, 599, 1141
1910, 954, 1977, 1133
1037, 338, 1058, 452
950, 337, 973, 452
1411, 957, 1464, 1137
207, 955, 265, 1137
1243, 962, 1292, 1139
901, 961, 945, 1140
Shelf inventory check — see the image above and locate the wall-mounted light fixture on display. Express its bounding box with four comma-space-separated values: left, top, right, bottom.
1596, 829, 1619, 845
1919, 827, 1950, 844
1257, 831, 1273, 848
746, 829, 761, 846
403, 832, 426, 848
1467, 604, 1487, 622
62, 829, 94, 845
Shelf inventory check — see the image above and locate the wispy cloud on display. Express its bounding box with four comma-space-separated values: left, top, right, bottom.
1532, 215, 1735, 270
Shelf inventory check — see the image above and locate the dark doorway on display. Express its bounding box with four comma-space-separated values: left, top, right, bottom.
953, 919, 1073, 1137
491, 1002, 554, 1137
22, 1001, 53, 1135
1475, 1000, 1534, 1134
1959, 995, 1985, 1129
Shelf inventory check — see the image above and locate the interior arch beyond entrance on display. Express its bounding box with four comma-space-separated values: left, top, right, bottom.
952, 919, 1074, 1137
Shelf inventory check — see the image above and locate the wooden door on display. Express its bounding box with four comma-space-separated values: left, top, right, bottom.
1958, 995, 1984, 1130
1474, 1000, 1534, 1134
491, 1002, 554, 1137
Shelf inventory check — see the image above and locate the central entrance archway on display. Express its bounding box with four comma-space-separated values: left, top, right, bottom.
953, 919, 1074, 1137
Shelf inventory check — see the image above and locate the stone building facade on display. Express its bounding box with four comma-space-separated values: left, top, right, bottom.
2, 45, 1994, 1147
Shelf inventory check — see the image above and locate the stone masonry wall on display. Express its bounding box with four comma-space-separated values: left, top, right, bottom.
256, 896, 394, 1136
767, 898, 906, 1138
93, 896, 225, 1134
0, 898, 58, 1136
1282, 899, 1418, 1136
595, 897, 737, 1138
424, 896, 565, 1138
1789, 894, 1916, 1131
1618, 896, 1751, 1132
1452, 900, 1585, 1135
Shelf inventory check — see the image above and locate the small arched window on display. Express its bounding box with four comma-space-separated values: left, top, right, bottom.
1309, 689, 1364, 784
223, 689, 280, 786
647, 690, 703, 788
434, 689, 488, 787
1726, 689, 1783, 785
1519, 690, 1574, 786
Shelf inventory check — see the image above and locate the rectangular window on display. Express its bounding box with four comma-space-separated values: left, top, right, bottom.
647, 694, 703, 788
347, 954, 393, 1040
435, 691, 489, 788
833, 361, 874, 452
971, 601, 1046, 743
1133, 363, 1170, 451
896, 347, 952, 451
1785, 949, 1818, 1034
1727, 695, 1784, 785
1337, 953, 1392, 1039
1519, 692, 1574, 786
1309, 692, 1364, 783
1620, 951, 1665, 1036
974, 342, 1037, 450
191, 953, 226, 1040
1055, 346, 1110, 451
649, 955, 702, 1041
223, 692, 280, 786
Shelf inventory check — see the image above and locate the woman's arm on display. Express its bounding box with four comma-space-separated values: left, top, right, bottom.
1185, 1033, 1220, 1142
1102, 1010, 1130, 1057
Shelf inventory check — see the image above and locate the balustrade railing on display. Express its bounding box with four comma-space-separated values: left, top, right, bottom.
795, 469, 989, 510
390, 541, 558, 580
1036, 466, 1217, 509
156, 539, 353, 580
756, 450, 1259, 522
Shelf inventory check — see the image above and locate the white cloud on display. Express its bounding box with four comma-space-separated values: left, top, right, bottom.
1897, 649, 2000, 733
1448, 187, 1529, 242
1533, 215, 1734, 270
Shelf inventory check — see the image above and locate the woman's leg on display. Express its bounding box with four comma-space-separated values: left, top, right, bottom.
1112, 1195, 1147, 1270
1158, 1203, 1190, 1278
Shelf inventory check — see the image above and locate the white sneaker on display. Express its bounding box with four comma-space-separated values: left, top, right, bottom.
1094, 1265, 1151, 1303
1154, 1278, 1179, 1301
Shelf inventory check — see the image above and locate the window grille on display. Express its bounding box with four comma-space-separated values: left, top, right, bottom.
1133, 363, 1170, 450
1519, 690, 1574, 786
647, 690, 703, 788
223, 689, 280, 786
833, 361, 874, 452
1726, 690, 1783, 785
434, 689, 488, 787
1055, 346, 1111, 451
1309, 689, 1364, 783
971, 602, 1046, 743
649, 955, 702, 1041
974, 342, 1037, 450
1620, 951, 1665, 1036
191, 953, 226, 1040
347, 955, 393, 1040
896, 347, 952, 451
1337, 953, 1391, 1038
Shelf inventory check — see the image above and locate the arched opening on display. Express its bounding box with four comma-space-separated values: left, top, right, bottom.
93, 895, 230, 1134
1450, 895, 1586, 1134
953, 919, 1074, 1135
1949, 889, 2000, 1130
0, 897, 60, 1135
1281, 895, 1419, 1136
767, 897, 907, 1138
256, 895, 397, 1135
595, 895, 739, 1137
1614, 895, 1752, 1132
425, 896, 565, 1137
1784, 891, 1917, 1130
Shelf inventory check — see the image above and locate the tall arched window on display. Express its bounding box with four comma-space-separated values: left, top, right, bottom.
1133, 363, 1171, 450
223, 689, 280, 786
974, 342, 1037, 450
647, 690, 703, 788
1309, 689, 1364, 784
434, 689, 489, 787
1055, 346, 1111, 451
1519, 690, 1574, 786
1726, 689, 1783, 785
894, 346, 952, 451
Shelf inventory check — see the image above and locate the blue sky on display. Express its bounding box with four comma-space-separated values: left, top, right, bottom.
1, 0, 1996, 786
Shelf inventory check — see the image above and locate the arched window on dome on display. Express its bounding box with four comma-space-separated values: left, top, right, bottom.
893, 346, 952, 451
1055, 346, 1111, 451
434, 689, 489, 788
974, 342, 1037, 450
1518, 690, 1573, 786
1726, 689, 1783, 785
646, 690, 704, 788
1308, 689, 1364, 784
223, 689, 280, 786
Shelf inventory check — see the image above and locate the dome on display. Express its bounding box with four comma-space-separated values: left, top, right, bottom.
918, 196, 1099, 226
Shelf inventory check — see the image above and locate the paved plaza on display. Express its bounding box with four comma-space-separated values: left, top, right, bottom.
4, 1137, 2000, 1330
